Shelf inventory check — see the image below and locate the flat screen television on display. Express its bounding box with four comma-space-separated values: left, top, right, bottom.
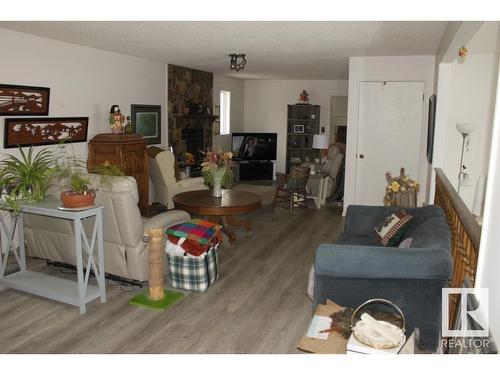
231, 132, 277, 161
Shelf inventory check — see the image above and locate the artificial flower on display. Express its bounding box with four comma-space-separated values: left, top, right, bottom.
391, 181, 400, 192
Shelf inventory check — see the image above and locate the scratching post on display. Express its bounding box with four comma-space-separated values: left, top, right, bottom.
128, 227, 184, 311
148, 228, 165, 301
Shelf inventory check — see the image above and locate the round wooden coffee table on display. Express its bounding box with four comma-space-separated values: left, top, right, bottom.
172, 189, 262, 245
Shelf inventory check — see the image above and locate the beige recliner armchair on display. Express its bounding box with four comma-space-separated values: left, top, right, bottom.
148, 147, 208, 209
322, 144, 344, 197
23, 174, 190, 282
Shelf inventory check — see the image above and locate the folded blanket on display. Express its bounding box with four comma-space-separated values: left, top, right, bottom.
166, 219, 222, 245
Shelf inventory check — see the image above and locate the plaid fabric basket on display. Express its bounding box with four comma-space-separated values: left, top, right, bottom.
166, 246, 219, 292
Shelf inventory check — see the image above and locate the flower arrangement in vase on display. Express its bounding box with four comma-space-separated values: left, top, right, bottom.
201, 148, 234, 197
383, 168, 420, 207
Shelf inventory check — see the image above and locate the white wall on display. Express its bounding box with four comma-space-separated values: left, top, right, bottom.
344, 56, 435, 214
243, 80, 348, 173
476, 55, 500, 344
0, 28, 167, 160
431, 22, 500, 210
442, 55, 499, 208
212, 74, 245, 151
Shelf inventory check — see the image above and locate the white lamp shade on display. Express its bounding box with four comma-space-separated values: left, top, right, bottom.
312, 134, 329, 149
456, 123, 476, 135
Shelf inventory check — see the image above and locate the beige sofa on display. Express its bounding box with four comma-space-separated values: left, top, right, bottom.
148, 148, 208, 209
23, 174, 190, 282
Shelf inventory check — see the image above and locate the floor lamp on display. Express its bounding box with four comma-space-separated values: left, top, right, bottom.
313, 134, 330, 166
456, 123, 476, 193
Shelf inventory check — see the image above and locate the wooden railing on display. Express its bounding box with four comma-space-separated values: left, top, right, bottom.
434, 168, 481, 324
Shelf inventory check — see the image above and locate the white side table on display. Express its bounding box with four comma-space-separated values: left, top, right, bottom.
0, 197, 106, 314
307, 172, 330, 209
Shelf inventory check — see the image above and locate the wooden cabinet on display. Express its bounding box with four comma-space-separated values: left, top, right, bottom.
88, 133, 149, 215
286, 104, 320, 173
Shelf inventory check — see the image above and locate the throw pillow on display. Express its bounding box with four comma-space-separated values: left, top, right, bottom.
398, 237, 413, 248
374, 210, 414, 247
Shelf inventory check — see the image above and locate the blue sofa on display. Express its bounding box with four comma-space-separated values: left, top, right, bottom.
314, 205, 452, 351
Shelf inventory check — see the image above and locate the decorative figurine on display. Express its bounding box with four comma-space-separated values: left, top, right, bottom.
109, 105, 125, 134
458, 46, 468, 58
298, 90, 310, 104
124, 115, 133, 133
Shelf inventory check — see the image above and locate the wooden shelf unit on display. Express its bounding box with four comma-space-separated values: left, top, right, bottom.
286, 104, 320, 173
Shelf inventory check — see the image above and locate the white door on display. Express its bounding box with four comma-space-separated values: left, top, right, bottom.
355, 81, 424, 206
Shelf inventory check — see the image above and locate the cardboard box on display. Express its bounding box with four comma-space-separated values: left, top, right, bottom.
297, 300, 348, 354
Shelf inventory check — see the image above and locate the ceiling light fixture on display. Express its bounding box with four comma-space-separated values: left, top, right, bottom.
229, 53, 247, 71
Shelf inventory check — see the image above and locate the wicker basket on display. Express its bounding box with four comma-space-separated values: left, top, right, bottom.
394, 190, 417, 207
350, 299, 406, 349
384, 168, 419, 207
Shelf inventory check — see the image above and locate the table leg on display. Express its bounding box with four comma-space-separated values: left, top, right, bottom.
220, 216, 237, 245
74, 219, 86, 314
96, 211, 106, 303
205, 215, 253, 246
226, 215, 252, 232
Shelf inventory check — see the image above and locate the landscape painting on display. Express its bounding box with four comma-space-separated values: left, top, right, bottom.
0, 84, 50, 115
131, 104, 161, 144
4, 117, 89, 148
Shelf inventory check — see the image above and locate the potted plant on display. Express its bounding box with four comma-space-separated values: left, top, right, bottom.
0, 146, 54, 212
54, 145, 124, 208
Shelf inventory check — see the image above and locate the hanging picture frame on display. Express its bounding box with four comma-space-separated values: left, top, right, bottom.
4, 117, 88, 148
131, 104, 162, 145
0, 84, 50, 116
426, 95, 437, 163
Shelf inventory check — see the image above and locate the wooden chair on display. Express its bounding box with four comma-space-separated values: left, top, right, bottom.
272, 166, 311, 214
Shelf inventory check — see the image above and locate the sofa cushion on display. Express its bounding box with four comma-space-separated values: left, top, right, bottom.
408, 217, 452, 249
336, 232, 382, 247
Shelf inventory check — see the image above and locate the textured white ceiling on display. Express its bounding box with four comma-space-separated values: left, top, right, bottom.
0, 21, 448, 79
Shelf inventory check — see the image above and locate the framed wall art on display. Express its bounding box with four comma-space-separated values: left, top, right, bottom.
0, 84, 50, 116
131, 104, 161, 145
293, 124, 305, 133
426, 95, 437, 163
4, 117, 89, 148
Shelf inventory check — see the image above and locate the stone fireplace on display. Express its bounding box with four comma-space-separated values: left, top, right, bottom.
167, 64, 215, 170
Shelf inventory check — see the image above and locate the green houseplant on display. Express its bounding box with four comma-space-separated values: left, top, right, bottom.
0, 146, 54, 212
53, 144, 124, 208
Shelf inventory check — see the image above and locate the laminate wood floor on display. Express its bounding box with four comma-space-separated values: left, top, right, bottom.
0, 204, 343, 353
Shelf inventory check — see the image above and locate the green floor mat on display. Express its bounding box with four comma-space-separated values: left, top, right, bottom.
129, 289, 184, 311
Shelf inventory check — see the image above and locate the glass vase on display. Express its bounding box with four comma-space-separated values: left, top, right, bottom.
213, 176, 223, 198
212, 167, 226, 198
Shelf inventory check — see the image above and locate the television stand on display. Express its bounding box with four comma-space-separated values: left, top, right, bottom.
236, 160, 274, 181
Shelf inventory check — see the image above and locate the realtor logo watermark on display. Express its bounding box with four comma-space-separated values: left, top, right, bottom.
442, 288, 489, 337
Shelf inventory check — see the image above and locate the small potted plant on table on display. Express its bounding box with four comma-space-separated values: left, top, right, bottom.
54, 146, 124, 209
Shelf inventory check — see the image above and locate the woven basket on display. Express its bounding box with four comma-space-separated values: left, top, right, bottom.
395, 190, 417, 207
